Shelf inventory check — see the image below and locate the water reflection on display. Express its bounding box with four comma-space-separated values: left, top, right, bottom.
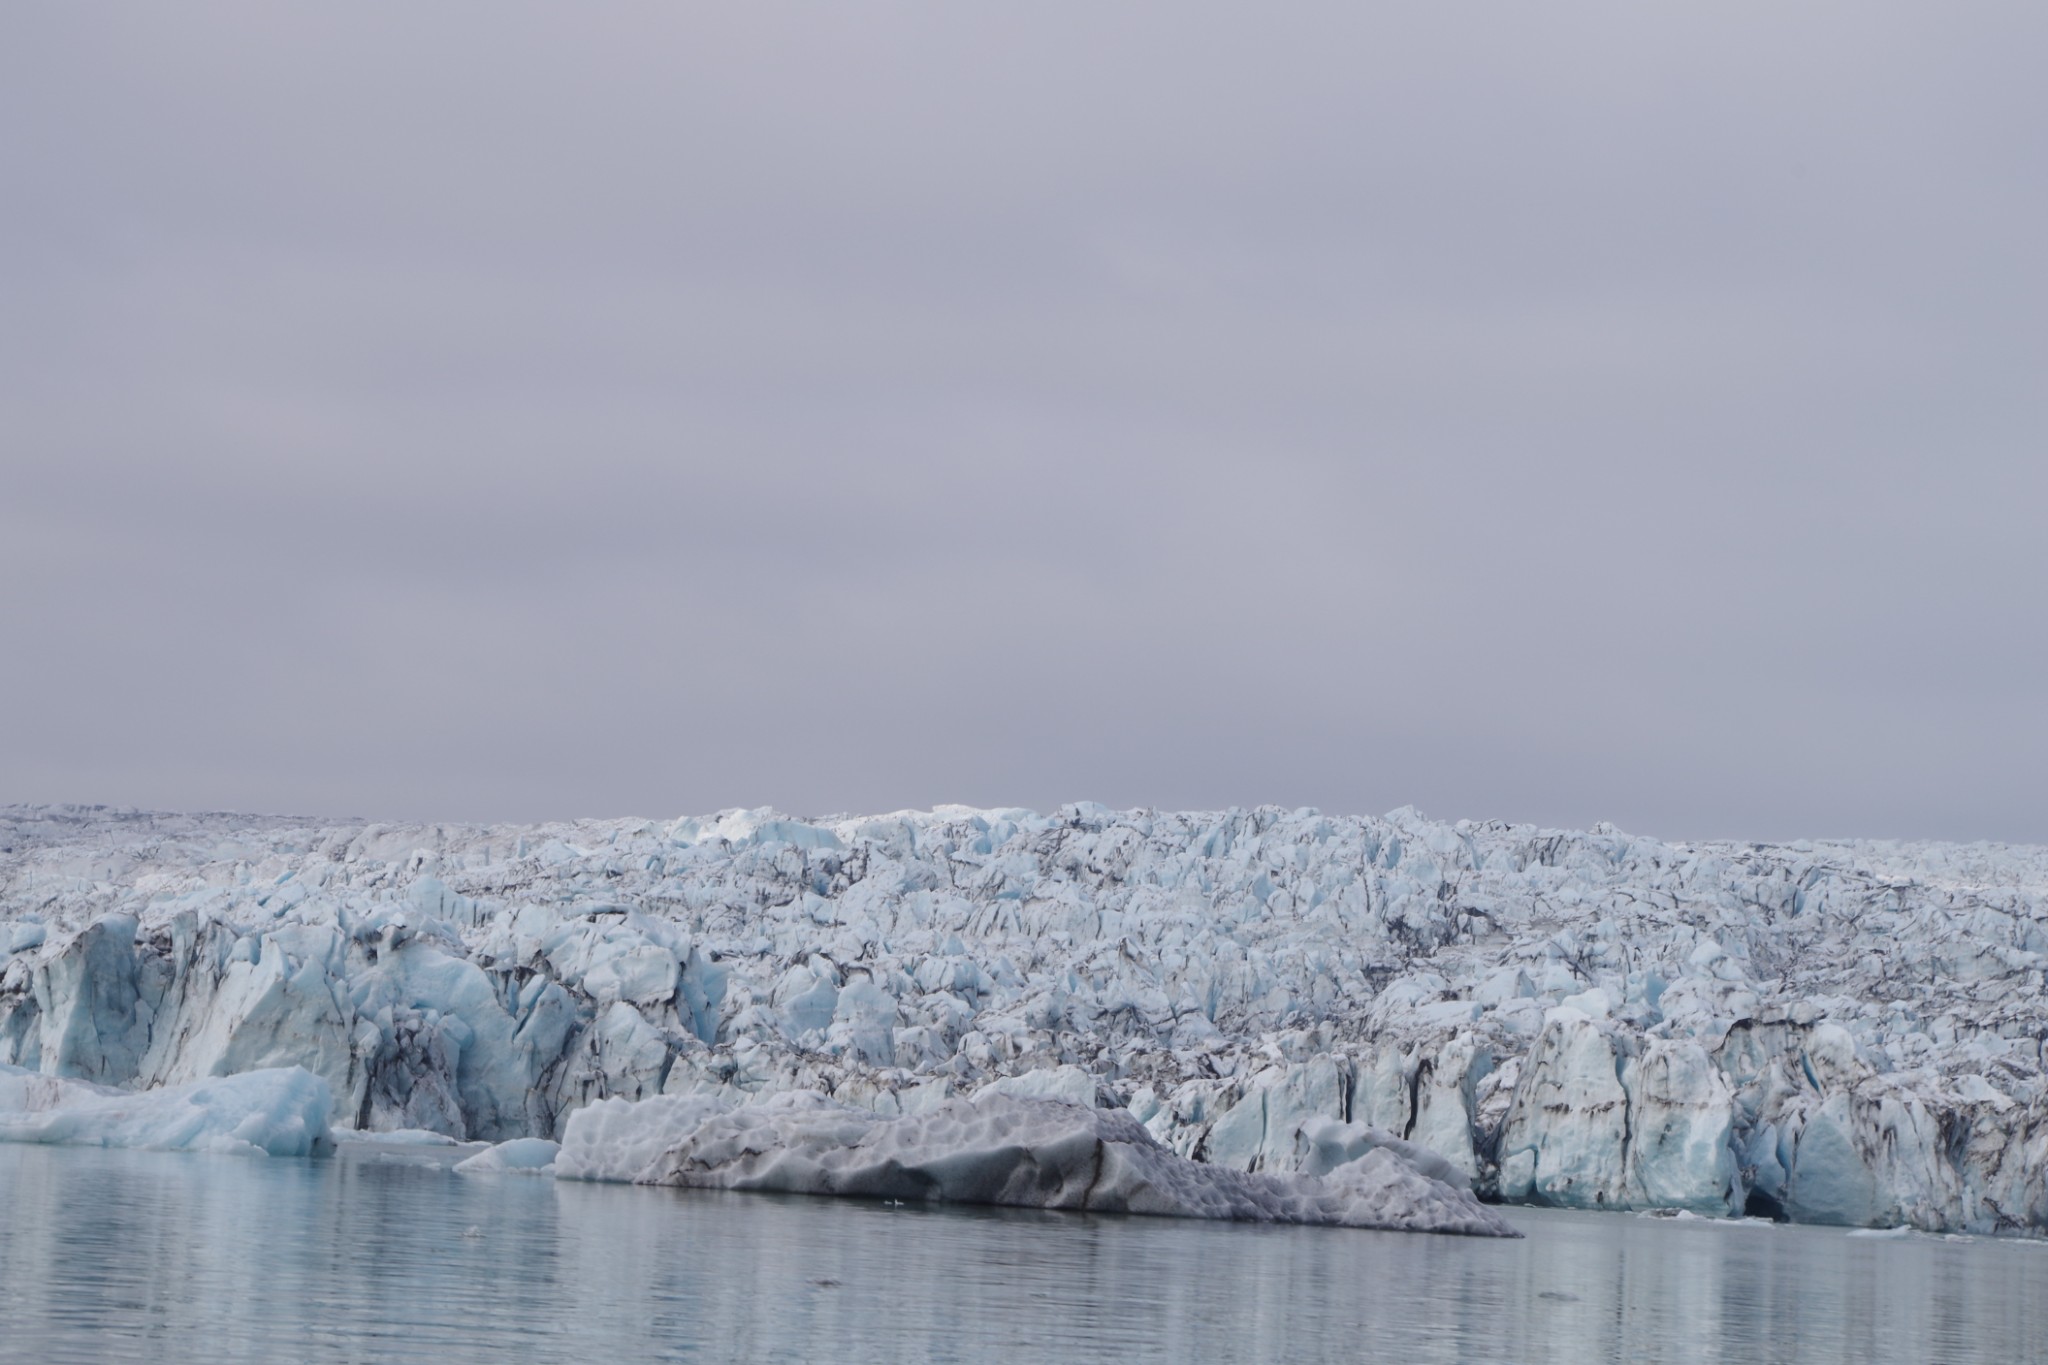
0, 1144, 2042, 1363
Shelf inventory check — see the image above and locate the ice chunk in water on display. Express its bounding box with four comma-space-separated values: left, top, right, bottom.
454, 1137, 561, 1175
0, 1063, 332, 1158
557, 1090, 1519, 1237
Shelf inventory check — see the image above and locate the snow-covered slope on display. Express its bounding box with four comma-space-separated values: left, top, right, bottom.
3, 801, 2046, 1232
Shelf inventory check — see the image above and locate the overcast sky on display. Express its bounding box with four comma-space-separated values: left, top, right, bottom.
3, 4, 2043, 843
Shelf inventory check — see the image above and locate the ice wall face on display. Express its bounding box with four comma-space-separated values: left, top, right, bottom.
4, 801, 2047, 1232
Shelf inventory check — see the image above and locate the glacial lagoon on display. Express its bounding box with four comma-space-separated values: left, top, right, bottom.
2, 1142, 2044, 1364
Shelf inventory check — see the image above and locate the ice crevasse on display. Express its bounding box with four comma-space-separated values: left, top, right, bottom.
5, 801, 2048, 1234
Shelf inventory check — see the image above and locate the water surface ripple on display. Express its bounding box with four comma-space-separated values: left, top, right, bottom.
1, 1143, 2042, 1363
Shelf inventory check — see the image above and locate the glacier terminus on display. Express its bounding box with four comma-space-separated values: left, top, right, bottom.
5, 801, 2048, 1236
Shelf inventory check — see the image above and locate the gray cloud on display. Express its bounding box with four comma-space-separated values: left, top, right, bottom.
3, 3, 2044, 841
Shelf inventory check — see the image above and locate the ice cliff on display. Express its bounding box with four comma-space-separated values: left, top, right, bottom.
4, 801, 2047, 1233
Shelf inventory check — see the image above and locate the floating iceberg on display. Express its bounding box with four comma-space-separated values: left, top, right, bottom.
333, 1126, 463, 1147
557, 1090, 1518, 1236
0, 1063, 332, 1157
6, 801, 2048, 1232
455, 1136, 561, 1175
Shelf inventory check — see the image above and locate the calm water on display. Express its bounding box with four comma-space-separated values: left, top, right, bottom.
2, 1143, 2045, 1364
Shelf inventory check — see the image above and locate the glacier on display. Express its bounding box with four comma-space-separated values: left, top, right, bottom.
4, 800, 2047, 1233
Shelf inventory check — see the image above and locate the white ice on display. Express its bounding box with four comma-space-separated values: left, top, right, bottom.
333, 1127, 463, 1146
0, 1063, 331, 1157
454, 1136, 561, 1175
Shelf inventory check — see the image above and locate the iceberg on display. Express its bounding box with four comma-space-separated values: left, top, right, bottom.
454, 1136, 561, 1175
6, 801, 2048, 1232
0, 1063, 332, 1157
333, 1126, 464, 1147
556, 1089, 1517, 1236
